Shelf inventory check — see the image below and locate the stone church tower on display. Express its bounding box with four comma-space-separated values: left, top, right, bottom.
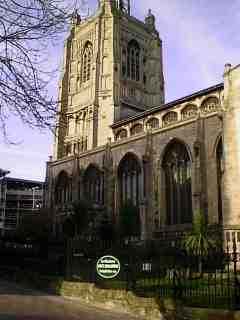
53, 0, 164, 160
46, 0, 240, 245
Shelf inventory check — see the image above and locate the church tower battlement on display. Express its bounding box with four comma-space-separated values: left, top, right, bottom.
53, 0, 165, 160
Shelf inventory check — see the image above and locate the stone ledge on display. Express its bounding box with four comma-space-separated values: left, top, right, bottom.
58, 281, 164, 320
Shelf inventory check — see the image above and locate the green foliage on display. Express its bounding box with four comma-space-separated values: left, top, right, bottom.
183, 210, 216, 274
119, 200, 141, 239
183, 210, 215, 256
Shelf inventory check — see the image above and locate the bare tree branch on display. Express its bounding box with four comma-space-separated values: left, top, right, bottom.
0, 0, 80, 141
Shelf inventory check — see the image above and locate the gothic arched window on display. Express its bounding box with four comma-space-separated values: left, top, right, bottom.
162, 141, 192, 225
115, 129, 128, 141
84, 165, 104, 205
146, 117, 159, 130
126, 40, 140, 81
118, 153, 142, 206
130, 124, 143, 136
200, 97, 219, 114
55, 171, 71, 205
163, 112, 178, 127
82, 42, 93, 83
181, 104, 198, 120
216, 138, 223, 223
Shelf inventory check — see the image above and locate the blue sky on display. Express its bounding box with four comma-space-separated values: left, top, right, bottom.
0, 0, 239, 181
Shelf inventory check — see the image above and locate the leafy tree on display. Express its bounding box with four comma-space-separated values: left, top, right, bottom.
0, 0, 80, 139
183, 210, 215, 276
119, 200, 140, 240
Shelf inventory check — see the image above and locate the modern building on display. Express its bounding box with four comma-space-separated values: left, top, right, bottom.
45, 0, 240, 245
0, 174, 43, 236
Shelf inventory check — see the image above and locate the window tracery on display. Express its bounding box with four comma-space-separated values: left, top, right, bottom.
130, 124, 143, 136
118, 154, 141, 206
82, 42, 93, 83
122, 40, 140, 81
162, 112, 178, 127
115, 129, 128, 141
181, 104, 198, 120
55, 171, 72, 205
146, 117, 159, 129
84, 165, 104, 205
162, 141, 192, 225
200, 97, 219, 114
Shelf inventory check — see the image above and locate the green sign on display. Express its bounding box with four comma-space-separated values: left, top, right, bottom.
96, 255, 121, 279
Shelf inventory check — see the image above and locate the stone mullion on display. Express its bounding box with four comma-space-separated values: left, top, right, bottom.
176, 162, 181, 224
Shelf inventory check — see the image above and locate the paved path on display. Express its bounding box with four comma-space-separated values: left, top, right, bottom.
0, 280, 140, 320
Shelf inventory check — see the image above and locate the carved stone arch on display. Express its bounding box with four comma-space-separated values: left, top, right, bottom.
83, 163, 104, 205
127, 39, 141, 81
200, 96, 220, 114
118, 152, 142, 207
55, 170, 71, 205
145, 117, 160, 130
115, 128, 128, 141
81, 41, 93, 83
181, 104, 198, 120
212, 132, 223, 158
161, 139, 193, 225
130, 123, 143, 136
162, 111, 178, 127
160, 138, 193, 165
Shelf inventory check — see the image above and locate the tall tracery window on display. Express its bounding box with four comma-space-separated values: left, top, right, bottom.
162, 141, 192, 225
118, 153, 142, 206
216, 138, 223, 223
122, 40, 140, 81
84, 165, 104, 205
55, 171, 71, 205
82, 42, 93, 83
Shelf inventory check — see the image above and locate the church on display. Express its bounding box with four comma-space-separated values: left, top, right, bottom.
45, 0, 240, 245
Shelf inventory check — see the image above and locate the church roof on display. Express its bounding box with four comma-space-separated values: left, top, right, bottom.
112, 82, 223, 128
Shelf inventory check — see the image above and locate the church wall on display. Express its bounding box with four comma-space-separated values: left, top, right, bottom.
203, 115, 223, 225
47, 1, 240, 242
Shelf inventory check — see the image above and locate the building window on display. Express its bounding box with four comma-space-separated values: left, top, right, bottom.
162, 112, 178, 127
162, 141, 192, 225
124, 40, 140, 81
130, 124, 143, 136
122, 48, 127, 77
200, 97, 219, 114
146, 117, 159, 130
118, 153, 141, 206
55, 171, 71, 205
84, 165, 104, 205
115, 129, 127, 141
216, 138, 223, 224
181, 104, 198, 120
82, 42, 93, 83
